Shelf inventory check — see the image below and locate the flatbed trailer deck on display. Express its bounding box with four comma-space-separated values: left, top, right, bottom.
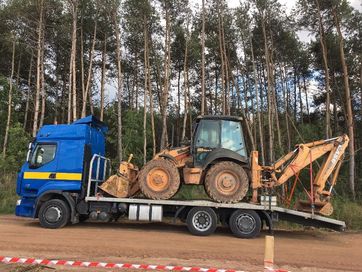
85, 196, 345, 237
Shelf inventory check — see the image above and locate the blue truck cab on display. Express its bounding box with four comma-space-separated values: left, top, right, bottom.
15, 115, 107, 228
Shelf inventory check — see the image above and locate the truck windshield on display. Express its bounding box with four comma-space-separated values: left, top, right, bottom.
30, 144, 57, 167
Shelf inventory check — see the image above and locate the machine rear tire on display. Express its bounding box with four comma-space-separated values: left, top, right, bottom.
204, 161, 249, 203
38, 199, 70, 229
186, 207, 218, 236
138, 159, 180, 200
229, 210, 261, 238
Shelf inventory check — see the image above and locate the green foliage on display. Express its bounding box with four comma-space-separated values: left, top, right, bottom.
0, 123, 30, 173
0, 173, 17, 214
174, 185, 209, 200
332, 197, 362, 230
105, 107, 155, 167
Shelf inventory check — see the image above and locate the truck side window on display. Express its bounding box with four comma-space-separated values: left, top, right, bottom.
30, 144, 56, 168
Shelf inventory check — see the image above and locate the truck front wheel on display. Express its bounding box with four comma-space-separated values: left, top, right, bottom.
38, 199, 70, 229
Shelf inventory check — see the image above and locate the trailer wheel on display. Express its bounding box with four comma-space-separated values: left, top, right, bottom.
229, 210, 261, 238
38, 199, 70, 229
186, 207, 217, 236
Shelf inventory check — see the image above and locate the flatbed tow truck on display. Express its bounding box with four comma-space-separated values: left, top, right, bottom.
15, 116, 346, 238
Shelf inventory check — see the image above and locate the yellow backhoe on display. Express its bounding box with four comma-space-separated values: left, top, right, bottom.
100, 115, 349, 216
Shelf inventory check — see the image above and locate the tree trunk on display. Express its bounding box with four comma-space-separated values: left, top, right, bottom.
160, 6, 171, 150
217, 2, 225, 115
315, 0, 331, 138
24, 51, 33, 130
201, 0, 205, 115
143, 18, 148, 164
260, 12, 274, 163
81, 20, 97, 117
221, 11, 230, 115
281, 64, 291, 151
147, 38, 156, 156
333, 7, 355, 199
250, 35, 265, 164
2, 38, 16, 158
32, 0, 44, 135
113, 9, 123, 162
303, 76, 311, 123
80, 23, 85, 116
39, 28, 45, 128
100, 33, 107, 121
69, 0, 78, 122
229, 68, 255, 150
182, 20, 190, 142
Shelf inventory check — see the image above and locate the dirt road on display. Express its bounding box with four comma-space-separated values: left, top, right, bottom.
0, 215, 360, 272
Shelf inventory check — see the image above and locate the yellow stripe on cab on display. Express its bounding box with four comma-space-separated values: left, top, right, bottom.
23, 172, 82, 181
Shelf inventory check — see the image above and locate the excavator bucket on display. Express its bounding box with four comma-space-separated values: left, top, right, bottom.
296, 200, 334, 216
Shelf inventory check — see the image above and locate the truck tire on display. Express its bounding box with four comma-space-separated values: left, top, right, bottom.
186, 207, 218, 236
38, 199, 70, 229
229, 210, 261, 238
138, 159, 180, 200
204, 161, 249, 203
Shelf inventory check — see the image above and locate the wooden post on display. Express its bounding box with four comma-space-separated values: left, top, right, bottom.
264, 235, 274, 271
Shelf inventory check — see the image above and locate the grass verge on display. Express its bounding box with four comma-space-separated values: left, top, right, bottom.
0, 173, 17, 214
332, 197, 362, 230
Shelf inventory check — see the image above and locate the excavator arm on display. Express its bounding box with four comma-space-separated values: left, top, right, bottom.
251, 134, 349, 215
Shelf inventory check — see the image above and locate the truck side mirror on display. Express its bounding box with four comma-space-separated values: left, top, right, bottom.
26, 142, 33, 162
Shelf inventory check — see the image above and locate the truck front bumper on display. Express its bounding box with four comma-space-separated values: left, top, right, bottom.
15, 197, 36, 218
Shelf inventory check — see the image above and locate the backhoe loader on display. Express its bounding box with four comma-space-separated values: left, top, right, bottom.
101, 115, 349, 216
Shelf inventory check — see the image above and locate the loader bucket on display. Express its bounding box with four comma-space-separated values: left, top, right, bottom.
99, 174, 131, 198
296, 200, 333, 216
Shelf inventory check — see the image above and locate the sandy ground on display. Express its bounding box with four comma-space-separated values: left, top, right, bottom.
0, 215, 361, 272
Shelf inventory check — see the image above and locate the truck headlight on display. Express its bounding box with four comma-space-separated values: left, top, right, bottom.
16, 199, 21, 206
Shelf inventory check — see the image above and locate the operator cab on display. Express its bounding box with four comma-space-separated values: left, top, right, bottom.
192, 115, 248, 167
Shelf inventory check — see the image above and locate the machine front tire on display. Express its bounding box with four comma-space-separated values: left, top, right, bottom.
229, 210, 261, 238
186, 207, 218, 236
38, 199, 70, 229
138, 159, 180, 200
204, 161, 249, 203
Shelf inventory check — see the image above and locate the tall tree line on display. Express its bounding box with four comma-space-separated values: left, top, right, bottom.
0, 0, 361, 198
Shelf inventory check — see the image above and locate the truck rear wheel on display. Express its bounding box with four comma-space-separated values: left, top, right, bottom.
229, 210, 261, 238
204, 161, 249, 203
138, 159, 180, 200
38, 199, 70, 229
186, 207, 217, 236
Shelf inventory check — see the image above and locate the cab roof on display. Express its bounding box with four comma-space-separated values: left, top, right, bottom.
196, 115, 243, 122
36, 115, 107, 140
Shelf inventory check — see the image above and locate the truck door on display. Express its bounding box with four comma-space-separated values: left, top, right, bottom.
21, 142, 59, 197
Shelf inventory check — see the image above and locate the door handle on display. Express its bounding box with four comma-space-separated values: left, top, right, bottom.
49, 173, 56, 179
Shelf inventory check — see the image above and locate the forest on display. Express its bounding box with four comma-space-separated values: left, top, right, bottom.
0, 0, 361, 219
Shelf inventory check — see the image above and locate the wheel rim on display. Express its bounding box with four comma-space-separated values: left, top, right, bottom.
235, 213, 256, 234
215, 170, 239, 195
146, 167, 170, 192
44, 206, 62, 224
192, 211, 212, 232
